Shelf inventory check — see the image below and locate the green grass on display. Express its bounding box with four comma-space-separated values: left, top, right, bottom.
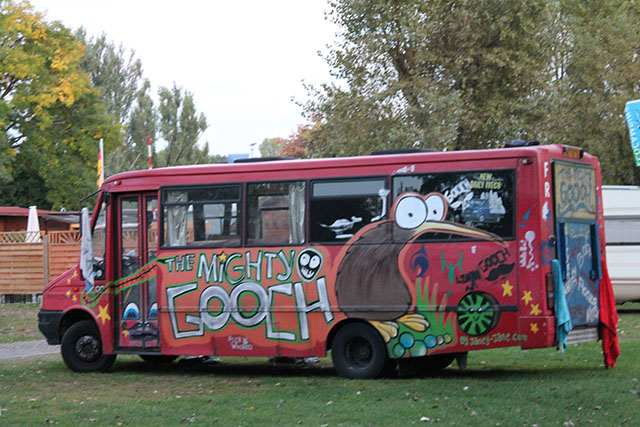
0, 303, 639, 425
0, 303, 41, 343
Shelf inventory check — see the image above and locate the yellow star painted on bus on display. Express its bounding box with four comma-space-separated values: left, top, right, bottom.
72, 295, 77, 302
501, 281, 513, 297
521, 290, 533, 306
72, 270, 78, 279
122, 330, 129, 338
66, 290, 71, 298
67, 278, 71, 285
530, 303, 541, 316
97, 304, 111, 325
219, 252, 229, 263
530, 322, 539, 334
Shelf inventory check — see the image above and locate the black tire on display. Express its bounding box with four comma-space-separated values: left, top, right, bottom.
331, 323, 388, 379
140, 355, 178, 364
61, 319, 116, 373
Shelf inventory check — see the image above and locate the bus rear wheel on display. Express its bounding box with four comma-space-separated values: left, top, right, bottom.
331, 323, 388, 379
61, 320, 116, 372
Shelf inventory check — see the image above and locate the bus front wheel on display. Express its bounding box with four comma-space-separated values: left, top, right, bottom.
61, 320, 116, 372
331, 323, 388, 379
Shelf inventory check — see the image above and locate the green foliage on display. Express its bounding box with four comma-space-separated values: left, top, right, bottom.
0, 0, 120, 209
209, 154, 228, 164
78, 30, 142, 124
305, 0, 552, 157
77, 30, 155, 175
259, 137, 282, 157
306, 0, 640, 184
540, 0, 640, 184
156, 84, 209, 167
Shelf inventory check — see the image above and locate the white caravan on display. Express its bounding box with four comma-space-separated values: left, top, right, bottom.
602, 185, 640, 303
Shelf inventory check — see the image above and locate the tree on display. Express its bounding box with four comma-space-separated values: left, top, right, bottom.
0, 0, 119, 209
77, 30, 155, 175
304, 0, 552, 157
78, 31, 142, 124
306, 0, 640, 184
281, 124, 321, 158
123, 79, 157, 170
210, 154, 228, 163
155, 84, 209, 167
540, 0, 640, 185
259, 137, 282, 157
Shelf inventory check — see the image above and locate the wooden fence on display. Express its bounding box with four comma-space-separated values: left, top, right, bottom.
0, 230, 80, 295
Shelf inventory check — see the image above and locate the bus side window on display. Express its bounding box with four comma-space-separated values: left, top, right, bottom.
393, 170, 515, 240
162, 185, 241, 248
247, 181, 306, 246
310, 178, 388, 243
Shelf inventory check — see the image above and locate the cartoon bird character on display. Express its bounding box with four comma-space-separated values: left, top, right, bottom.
335, 192, 503, 342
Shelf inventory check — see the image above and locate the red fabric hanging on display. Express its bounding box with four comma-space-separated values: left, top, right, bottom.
599, 258, 620, 368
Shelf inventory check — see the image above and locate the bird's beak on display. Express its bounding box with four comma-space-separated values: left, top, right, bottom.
410, 221, 504, 244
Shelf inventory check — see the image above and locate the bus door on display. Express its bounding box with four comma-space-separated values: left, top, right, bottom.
116, 193, 160, 349
553, 162, 601, 327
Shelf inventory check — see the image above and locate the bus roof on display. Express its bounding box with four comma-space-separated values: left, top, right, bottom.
101, 144, 592, 193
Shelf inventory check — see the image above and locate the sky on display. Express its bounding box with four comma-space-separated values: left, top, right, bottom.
28, 0, 339, 157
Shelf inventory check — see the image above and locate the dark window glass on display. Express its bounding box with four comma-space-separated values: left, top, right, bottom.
310, 178, 388, 243
393, 170, 515, 240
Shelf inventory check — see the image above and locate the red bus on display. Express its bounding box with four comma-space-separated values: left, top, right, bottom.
38, 143, 619, 378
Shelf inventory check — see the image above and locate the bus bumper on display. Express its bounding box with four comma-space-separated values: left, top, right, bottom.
38, 310, 63, 345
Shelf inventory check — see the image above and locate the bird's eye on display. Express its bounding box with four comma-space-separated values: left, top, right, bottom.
395, 195, 427, 229
309, 255, 321, 269
299, 253, 310, 267
123, 302, 140, 320
425, 193, 447, 221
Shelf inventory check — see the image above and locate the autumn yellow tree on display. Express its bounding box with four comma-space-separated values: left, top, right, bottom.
0, 0, 119, 209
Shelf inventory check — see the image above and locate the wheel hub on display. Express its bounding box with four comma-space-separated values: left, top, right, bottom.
75, 335, 100, 362
346, 337, 372, 367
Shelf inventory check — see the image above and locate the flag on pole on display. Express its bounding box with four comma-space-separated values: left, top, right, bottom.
97, 138, 105, 187
624, 100, 640, 167
148, 134, 153, 169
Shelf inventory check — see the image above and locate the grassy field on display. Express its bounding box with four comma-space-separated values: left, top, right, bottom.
0, 303, 42, 343
0, 303, 638, 425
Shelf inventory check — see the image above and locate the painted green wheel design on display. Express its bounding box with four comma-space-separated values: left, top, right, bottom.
456, 292, 499, 336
